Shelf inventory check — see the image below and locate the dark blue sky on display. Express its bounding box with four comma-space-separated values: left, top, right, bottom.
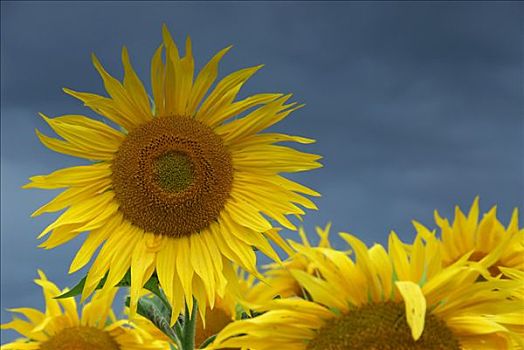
1, 1, 523, 343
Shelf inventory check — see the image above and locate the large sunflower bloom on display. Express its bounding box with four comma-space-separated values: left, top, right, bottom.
212, 230, 524, 349
413, 197, 524, 276
25, 26, 321, 319
1, 271, 169, 350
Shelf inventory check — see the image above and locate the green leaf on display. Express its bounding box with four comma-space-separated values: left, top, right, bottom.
125, 296, 181, 346
54, 277, 87, 299
144, 273, 161, 295
55, 273, 109, 299
199, 334, 217, 349
116, 270, 131, 287
54, 269, 155, 300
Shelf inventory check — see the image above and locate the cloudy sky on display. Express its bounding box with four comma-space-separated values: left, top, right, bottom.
1, 1, 523, 343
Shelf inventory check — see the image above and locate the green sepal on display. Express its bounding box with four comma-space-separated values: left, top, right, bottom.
199, 334, 217, 349
125, 295, 181, 346
54, 273, 109, 299
54, 269, 161, 299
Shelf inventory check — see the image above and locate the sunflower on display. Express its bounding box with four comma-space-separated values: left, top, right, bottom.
25, 25, 321, 320
412, 197, 524, 277
248, 223, 341, 303
0, 270, 169, 350
211, 230, 524, 349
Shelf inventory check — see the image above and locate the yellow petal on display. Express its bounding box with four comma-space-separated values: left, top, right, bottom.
121, 46, 152, 119
38, 192, 115, 239
290, 269, 347, 311
395, 281, 426, 341
215, 94, 295, 143
150, 44, 165, 116
196, 65, 263, 123
24, 162, 111, 189
6, 308, 44, 326
231, 144, 322, 174
63, 88, 137, 131
91, 53, 148, 128
0, 341, 41, 349
31, 179, 111, 217
224, 197, 272, 232
69, 221, 114, 273
186, 46, 231, 116
35, 129, 114, 160
340, 233, 382, 302
156, 239, 177, 324
205, 93, 283, 128
175, 236, 194, 312
190, 233, 216, 307
214, 218, 258, 276
388, 231, 411, 281
101, 224, 141, 298
264, 228, 294, 257
129, 233, 158, 318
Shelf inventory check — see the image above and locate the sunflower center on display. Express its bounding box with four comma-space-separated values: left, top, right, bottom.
306, 302, 460, 350
153, 151, 194, 192
112, 116, 233, 238
39, 326, 120, 350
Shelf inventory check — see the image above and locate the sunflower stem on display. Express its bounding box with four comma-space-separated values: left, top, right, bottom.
181, 300, 198, 350
173, 316, 184, 343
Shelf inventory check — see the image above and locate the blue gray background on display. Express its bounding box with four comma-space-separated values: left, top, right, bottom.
1, 1, 523, 344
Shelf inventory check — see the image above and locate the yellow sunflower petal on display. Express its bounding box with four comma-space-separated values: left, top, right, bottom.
35, 129, 114, 160
205, 93, 284, 128
129, 233, 162, 318
186, 45, 231, 116
24, 163, 111, 189
101, 225, 141, 297
63, 88, 138, 131
395, 281, 427, 341
175, 236, 194, 312
190, 233, 217, 307
39, 113, 123, 154
150, 44, 165, 116
196, 65, 264, 123
91, 53, 149, 127
121, 46, 152, 119
31, 179, 111, 217
155, 238, 177, 321
69, 214, 121, 273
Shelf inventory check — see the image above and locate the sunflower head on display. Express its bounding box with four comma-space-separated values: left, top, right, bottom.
0, 270, 169, 350
25, 25, 321, 320
211, 226, 524, 350
413, 197, 524, 277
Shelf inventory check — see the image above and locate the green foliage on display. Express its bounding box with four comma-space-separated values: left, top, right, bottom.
125, 295, 181, 347
55, 269, 161, 299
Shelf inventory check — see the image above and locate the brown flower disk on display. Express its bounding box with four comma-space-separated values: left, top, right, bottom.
307, 302, 460, 350
39, 326, 120, 350
111, 115, 233, 238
